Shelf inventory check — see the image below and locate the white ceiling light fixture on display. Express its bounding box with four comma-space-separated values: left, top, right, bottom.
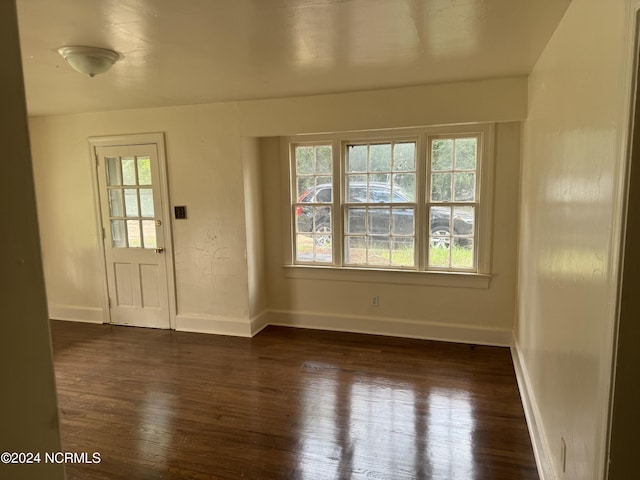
58, 46, 120, 77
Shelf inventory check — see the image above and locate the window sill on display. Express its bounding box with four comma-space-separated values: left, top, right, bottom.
283, 265, 492, 289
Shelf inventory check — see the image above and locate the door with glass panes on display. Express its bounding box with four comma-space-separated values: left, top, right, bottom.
96, 144, 170, 328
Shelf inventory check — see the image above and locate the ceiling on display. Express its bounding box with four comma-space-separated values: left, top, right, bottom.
16, 0, 571, 117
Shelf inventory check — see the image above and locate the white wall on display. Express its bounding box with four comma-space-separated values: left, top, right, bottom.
29, 77, 526, 340
242, 136, 268, 328
0, 1, 63, 478
30, 103, 253, 335
515, 0, 631, 478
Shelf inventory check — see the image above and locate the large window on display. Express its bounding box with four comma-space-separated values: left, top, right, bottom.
289, 125, 493, 275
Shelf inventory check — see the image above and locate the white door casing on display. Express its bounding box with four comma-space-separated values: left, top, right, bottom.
90, 134, 175, 329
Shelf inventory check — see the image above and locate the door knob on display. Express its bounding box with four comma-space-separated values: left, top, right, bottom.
155, 247, 164, 253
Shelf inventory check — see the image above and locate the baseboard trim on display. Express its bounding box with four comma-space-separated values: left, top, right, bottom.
250, 311, 269, 336
175, 313, 253, 337
511, 338, 554, 480
267, 310, 511, 346
47, 304, 511, 347
48, 304, 104, 324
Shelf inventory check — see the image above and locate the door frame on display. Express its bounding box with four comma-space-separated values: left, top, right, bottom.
606, 2, 640, 478
89, 132, 177, 329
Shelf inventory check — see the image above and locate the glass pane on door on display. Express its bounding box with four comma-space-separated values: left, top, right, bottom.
139, 189, 154, 217
137, 157, 152, 185
111, 220, 126, 247
122, 157, 137, 185
108, 190, 124, 217
106, 153, 158, 249
124, 189, 139, 217
106, 157, 122, 186
127, 220, 142, 248
142, 220, 157, 248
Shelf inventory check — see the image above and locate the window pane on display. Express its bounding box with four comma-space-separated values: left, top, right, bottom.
347, 175, 367, 202
430, 206, 452, 245
296, 206, 313, 233
313, 228, 332, 261
111, 220, 126, 247
346, 208, 366, 234
455, 138, 477, 170
296, 207, 332, 263
137, 156, 152, 185
296, 146, 313, 174
108, 189, 124, 217
369, 186, 391, 203
431, 173, 452, 202
312, 206, 331, 233
315, 146, 332, 174
313, 247, 332, 263
106, 157, 122, 186
368, 236, 391, 266
314, 185, 332, 203
368, 207, 390, 234
127, 220, 142, 248
454, 172, 475, 202
142, 220, 157, 249
393, 142, 416, 172
391, 238, 415, 267
370, 173, 389, 185
452, 238, 474, 269
429, 243, 451, 267
122, 157, 136, 185
453, 206, 475, 236
391, 208, 414, 235
345, 236, 366, 264
313, 207, 332, 261
347, 145, 367, 172
432, 139, 453, 171
124, 189, 139, 217
296, 234, 313, 262
370, 144, 391, 172
315, 177, 332, 200
297, 177, 313, 199
393, 174, 415, 201
139, 188, 154, 217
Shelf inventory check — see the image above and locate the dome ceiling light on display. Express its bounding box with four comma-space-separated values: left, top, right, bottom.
58, 46, 120, 77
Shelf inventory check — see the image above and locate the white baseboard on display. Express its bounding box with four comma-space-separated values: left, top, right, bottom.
48, 304, 104, 324
511, 338, 554, 480
175, 313, 253, 337
267, 309, 511, 346
250, 311, 269, 336
48, 304, 511, 348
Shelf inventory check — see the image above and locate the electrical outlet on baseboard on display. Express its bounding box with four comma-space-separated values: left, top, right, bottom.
371, 295, 379, 307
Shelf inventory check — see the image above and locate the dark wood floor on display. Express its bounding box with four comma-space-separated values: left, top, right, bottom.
50, 321, 538, 480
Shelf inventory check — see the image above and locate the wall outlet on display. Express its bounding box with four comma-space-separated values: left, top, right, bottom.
371, 295, 379, 307
560, 437, 567, 474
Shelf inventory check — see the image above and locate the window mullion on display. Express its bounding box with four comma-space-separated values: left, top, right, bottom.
417, 133, 428, 271
289, 143, 298, 266
333, 139, 343, 266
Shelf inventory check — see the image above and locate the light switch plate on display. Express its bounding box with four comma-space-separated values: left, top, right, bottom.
174, 206, 187, 219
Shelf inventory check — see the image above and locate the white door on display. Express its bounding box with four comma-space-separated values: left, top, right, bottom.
95, 144, 171, 329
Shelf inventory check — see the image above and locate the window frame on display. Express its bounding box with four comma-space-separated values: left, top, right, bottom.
283, 124, 495, 287
340, 134, 421, 270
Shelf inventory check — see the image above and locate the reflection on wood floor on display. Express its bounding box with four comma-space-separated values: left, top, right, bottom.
50, 321, 538, 480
